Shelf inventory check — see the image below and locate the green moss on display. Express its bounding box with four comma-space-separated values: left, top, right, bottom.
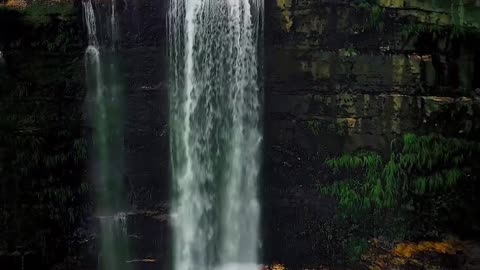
23, 3, 74, 25
392, 55, 407, 85
276, 0, 293, 32
423, 97, 454, 117
378, 0, 404, 8
353, 0, 385, 31
392, 95, 403, 112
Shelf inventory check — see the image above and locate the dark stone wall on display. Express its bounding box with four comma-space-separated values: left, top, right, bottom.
118, 2, 170, 209
0, 2, 171, 269
266, 0, 480, 151
262, 0, 480, 266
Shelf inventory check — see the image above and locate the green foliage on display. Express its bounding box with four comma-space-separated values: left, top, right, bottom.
338, 46, 359, 59
400, 22, 445, 38
353, 0, 377, 10
0, 3, 79, 52
322, 134, 480, 263
323, 134, 480, 213
400, 0, 480, 39
24, 3, 78, 52
370, 5, 384, 30
399, 21, 478, 39
23, 3, 74, 25
353, 0, 385, 31
344, 237, 369, 264
306, 120, 322, 136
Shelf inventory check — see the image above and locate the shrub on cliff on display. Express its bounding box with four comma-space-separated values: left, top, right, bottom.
322, 133, 480, 240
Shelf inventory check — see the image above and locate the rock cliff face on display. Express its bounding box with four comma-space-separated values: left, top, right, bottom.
1, 0, 480, 269
263, 0, 480, 265
267, 0, 480, 152
0, 1, 171, 269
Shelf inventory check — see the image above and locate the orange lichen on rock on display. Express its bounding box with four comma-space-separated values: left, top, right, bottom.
362, 238, 464, 270
1, 0, 71, 9
262, 264, 332, 270
393, 240, 462, 258
3, 0, 28, 9
263, 264, 286, 270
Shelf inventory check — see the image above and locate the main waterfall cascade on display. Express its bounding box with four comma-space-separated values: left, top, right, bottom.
83, 1, 129, 269
169, 1, 264, 270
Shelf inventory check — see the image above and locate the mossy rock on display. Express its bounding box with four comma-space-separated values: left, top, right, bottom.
423, 96, 455, 117
276, 0, 294, 32
378, 0, 404, 8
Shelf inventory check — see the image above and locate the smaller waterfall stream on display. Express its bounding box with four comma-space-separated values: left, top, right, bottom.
83, 1, 129, 269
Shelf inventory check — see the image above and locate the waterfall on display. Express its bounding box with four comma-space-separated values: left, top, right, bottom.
82, 1, 129, 269
169, 1, 263, 270
83, 0, 98, 47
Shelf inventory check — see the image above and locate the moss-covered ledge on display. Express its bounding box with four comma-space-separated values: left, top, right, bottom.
0, 0, 82, 52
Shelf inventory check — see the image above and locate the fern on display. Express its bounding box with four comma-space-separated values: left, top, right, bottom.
323, 134, 479, 212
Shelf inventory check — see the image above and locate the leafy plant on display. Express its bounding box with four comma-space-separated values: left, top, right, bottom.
370, 5, 384, 30
321, 134, 480, 263
323, 133, 480, 240
338, 46, 359, 59
353, 0, 384, 31
322, 134, 480, 212
306, 120, 322, 136
344, 237, 369, 264
399, 0, 480, 39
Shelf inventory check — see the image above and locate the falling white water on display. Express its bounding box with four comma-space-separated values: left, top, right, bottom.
98, 212, 128, 235
111, 0, 118, 48
83, 0, 103, 100
169, 1, 263, 270
83, 1, 129, 269
83, 0, 98, 47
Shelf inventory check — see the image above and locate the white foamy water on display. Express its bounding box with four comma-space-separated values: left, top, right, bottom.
215, 263, 263, 270
169, 1, 263, 270
83, 0, 98, 47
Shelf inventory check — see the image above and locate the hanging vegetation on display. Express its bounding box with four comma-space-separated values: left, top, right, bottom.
323, 133, 480, 212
